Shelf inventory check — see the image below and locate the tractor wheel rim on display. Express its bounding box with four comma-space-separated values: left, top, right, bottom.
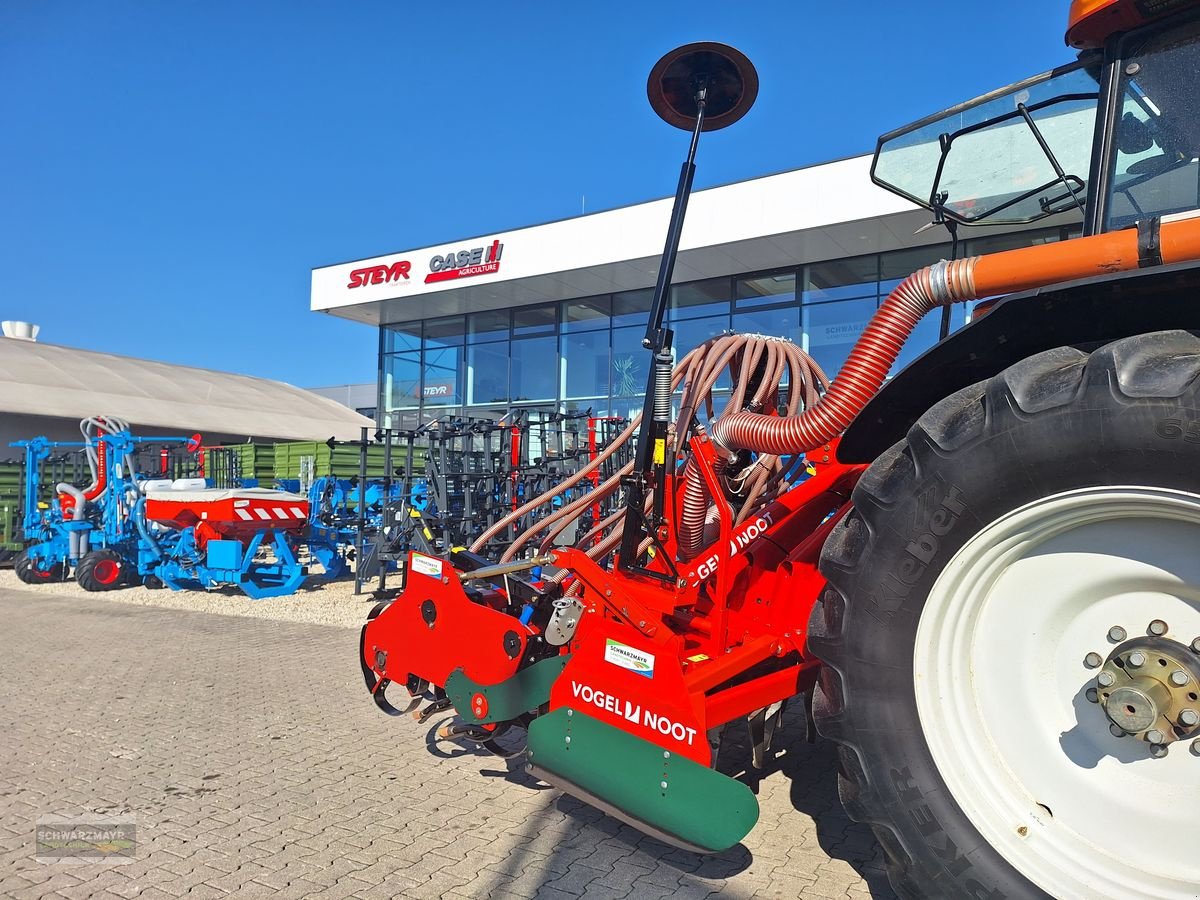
94, 559, 120, 584
915, 486, 1200, 899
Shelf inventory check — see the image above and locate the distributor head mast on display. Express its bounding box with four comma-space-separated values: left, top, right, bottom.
618, 42, 758, 573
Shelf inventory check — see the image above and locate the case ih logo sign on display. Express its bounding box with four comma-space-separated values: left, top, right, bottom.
347, 260, 411, 289
425, 240, 503, 283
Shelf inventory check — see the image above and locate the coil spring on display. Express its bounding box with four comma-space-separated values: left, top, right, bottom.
653, 351, 672, 423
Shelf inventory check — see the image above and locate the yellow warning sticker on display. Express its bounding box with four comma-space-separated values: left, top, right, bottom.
653, 438, 666, 464
687, 653, 710, 663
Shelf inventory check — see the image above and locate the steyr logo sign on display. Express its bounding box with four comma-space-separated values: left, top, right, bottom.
425, 239, 503, 284
347, 260, 411, 289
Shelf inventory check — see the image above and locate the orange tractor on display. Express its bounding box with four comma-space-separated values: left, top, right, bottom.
361, 2, 1200, 896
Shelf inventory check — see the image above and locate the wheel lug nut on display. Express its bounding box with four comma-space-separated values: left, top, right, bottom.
1110, 723, 1127, 737
1146, 729, 1165, 744
1098, 672, 1116, 687
1192, 739, 1200, 757
1192, 637, 1200, 654
1084, 652, 1103, 669
1149, 619, 1168, 636
1149, 743, 1169, 759
1109, 626, 1127, 642
1180, 709, 1199, 727
1128, 651, 1146, 668
1086, 688, 1099, 703
1171, 670, 1190, 686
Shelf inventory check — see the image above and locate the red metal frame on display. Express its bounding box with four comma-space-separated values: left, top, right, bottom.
360, 423, 864, 766
545, 442, 863, 756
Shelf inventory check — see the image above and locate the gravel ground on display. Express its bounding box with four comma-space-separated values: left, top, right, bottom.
0, 567, 381, 628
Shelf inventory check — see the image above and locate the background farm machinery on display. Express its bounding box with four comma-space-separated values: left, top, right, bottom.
6, 412, 634, 599
12, 417, 316, 598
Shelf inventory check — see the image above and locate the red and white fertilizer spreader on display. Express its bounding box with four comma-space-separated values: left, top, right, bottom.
140, 482, 314, 599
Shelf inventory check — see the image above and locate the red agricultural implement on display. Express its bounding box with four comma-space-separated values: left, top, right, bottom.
362, 4, 1200, 897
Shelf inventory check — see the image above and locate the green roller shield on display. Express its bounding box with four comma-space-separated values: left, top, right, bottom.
445, 654, 570, 725
526, 707, 759, 853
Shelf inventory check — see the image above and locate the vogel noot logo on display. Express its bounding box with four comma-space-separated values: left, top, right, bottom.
425, 239, 503, 284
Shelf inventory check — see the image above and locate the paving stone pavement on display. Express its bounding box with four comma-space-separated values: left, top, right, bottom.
0, 588, 895, 899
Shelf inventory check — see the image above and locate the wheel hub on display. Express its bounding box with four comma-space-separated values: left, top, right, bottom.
1090, 624, 1200, 751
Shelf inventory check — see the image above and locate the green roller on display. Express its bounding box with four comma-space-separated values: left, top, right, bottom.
445, 655, 570, 725
526, 707, 759, 853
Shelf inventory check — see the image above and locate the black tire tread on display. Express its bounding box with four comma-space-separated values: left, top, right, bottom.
75, 549, 124, 593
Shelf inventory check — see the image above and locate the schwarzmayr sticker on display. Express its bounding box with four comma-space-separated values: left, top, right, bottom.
603, 639, 655, 678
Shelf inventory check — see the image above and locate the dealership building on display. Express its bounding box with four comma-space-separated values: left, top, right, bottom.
310, 154, 1074, 431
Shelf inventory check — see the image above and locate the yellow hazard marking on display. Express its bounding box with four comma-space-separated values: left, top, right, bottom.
687, 653, 710, 663
423, 528, 433, 539
653, 438, 666, 464
409, 509, 421, 518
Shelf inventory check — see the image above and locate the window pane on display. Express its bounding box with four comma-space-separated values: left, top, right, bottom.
467, 342, 509, 404
804, 256, 879, 304
670, 278, 729, 322
880, 244, 952, 282
673, 314, 730, 358
563, 399, 608, 422
563, 330, 610, 400
422, 346, 461, 407
424, 316, 465, 348
1107, 22, 1200, 229
511, 337, 558, 402
612, 288, 653, 327
736, 271, 797, 309
734, 306, 800, 342
803, 298, 878, 378
469, 309, 509, 343
513, 305, 557, 337
563, 296, 611, 332
963, 228, 1061, 257
879, 244, 953, 295
612, 326, 650, 399
383, 352, 421, 411
384, 323, 421, 354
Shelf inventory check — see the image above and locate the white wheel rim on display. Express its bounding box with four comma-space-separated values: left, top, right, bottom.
915, 486, 1200, 900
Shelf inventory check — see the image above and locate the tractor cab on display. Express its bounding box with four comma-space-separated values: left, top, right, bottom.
872, 2, 1200, 236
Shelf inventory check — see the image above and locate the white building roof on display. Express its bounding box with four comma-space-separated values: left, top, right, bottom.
0, 337, 375, 442
312, 154, 941, 325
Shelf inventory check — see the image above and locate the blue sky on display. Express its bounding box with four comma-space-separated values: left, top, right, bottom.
0, 1, 1070, 388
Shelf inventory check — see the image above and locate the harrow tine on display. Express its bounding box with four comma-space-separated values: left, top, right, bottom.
413, 697, 454, 725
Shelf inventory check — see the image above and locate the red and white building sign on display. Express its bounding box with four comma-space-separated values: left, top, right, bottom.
425, 240, 504, 284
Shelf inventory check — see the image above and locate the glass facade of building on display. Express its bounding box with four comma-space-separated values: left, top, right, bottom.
379, 226, 1071, 429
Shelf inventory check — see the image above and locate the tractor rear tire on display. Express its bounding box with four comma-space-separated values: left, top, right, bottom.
812, 331, 1200, 899
75, 549, 126, 592
14, 548, 64, 585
